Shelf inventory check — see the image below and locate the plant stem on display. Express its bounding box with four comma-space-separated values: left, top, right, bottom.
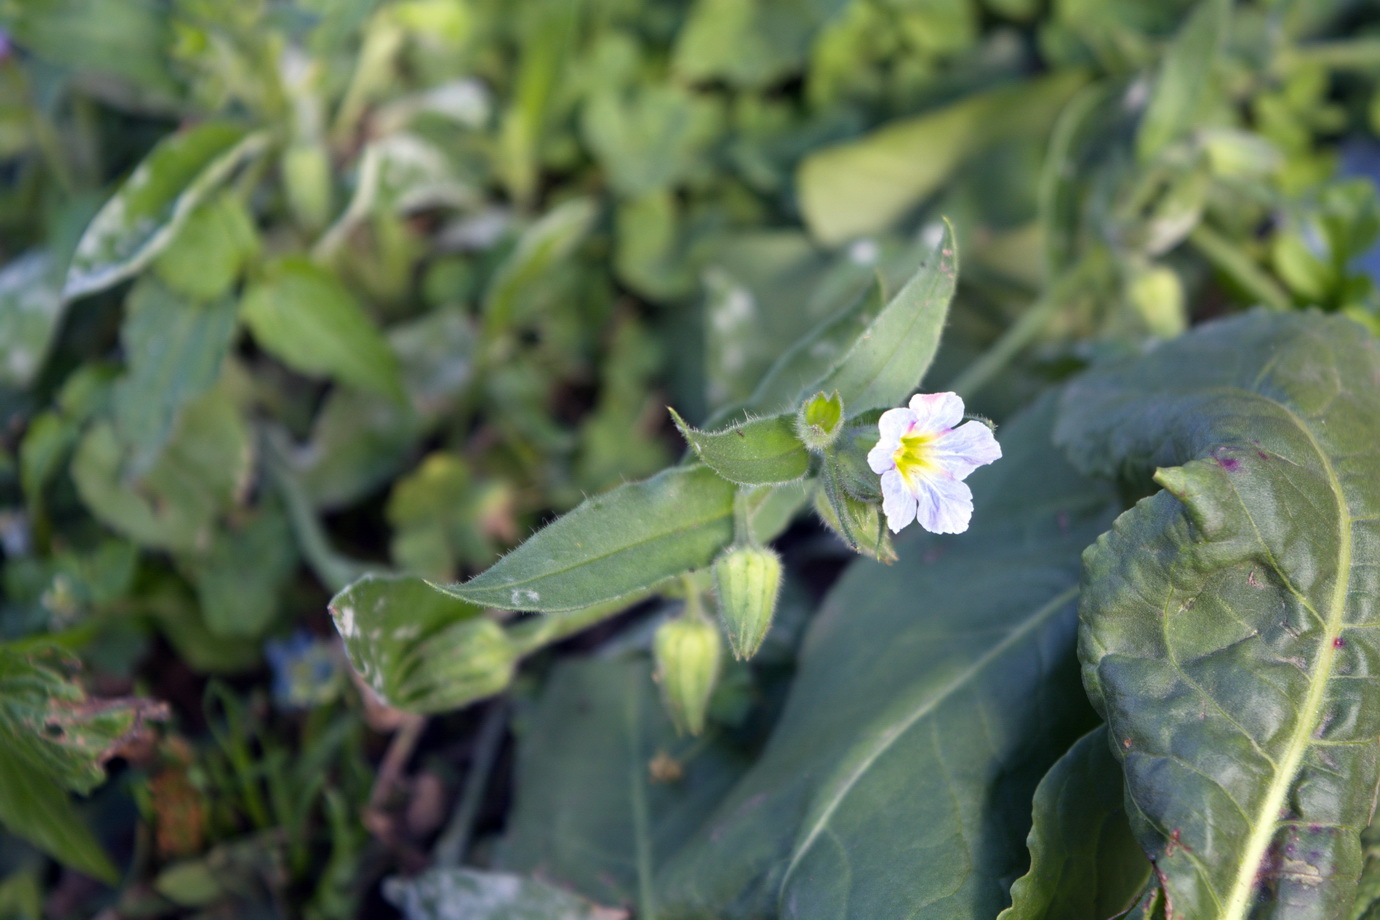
1188, 224, 1292, 312
432, 700, 508, 867
508, 593, 650, 656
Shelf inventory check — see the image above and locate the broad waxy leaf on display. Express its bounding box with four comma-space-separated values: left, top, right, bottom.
497, 656, 748, 911
384, 868, 626, 920
430, 465, 736, 613
808, 221, 955, 414
657, 397, 1116, 919
1055, 312, 1380, 920
999, 726, 1152, 920
669, 409, 809, 485
328, 574, 515, 713
64, 123, 270, 300
241, 257, 404, 399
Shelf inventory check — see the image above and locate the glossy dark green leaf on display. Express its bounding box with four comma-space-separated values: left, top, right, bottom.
64, 123, 269, 300
241, 257, 404, 399
112, 278, 239, 478
384, 868, 626, 920
807, 221, 955, 414
657, 397, 1117, 919
328, 574, 516, 713
669, 409, 809, 486
430, 465, 736, 613
999, 726, 1152, 920
497, 656, 748, 911
1056, 311, 1380, 920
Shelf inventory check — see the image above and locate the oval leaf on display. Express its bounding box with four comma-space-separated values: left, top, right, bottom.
669, 409, 809, 485
433, 465, 736, 612
241, 256, 404, 399
1056, 311, 1380, 920
64, 123, 270, 300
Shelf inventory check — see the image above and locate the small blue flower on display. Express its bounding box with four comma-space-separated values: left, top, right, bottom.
264, 632, 341, 709
866, 392, 1001, 534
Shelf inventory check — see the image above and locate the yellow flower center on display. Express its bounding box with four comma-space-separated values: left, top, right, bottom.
892, 429, 938, 483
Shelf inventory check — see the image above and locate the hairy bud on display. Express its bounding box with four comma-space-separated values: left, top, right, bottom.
795, 390, 845, 452
713, 545, 783, 660
653, 614, 722, 735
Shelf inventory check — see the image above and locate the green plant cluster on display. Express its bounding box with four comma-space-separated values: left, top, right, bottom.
3, 0, 1380, 917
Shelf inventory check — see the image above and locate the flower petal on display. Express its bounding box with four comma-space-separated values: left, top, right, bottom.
913, 473, 973, 534
929, 420, 1003, 481
906, 391, 964, 433
879, 469, 918, 533
869, 407, 914, 473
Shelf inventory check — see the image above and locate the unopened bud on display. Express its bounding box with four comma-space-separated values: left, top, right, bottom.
653, 614, 722, 735
815, 487, 896, 564
795, 390, 845, 452
394, 618, 517, 713
713, 545, 782, 660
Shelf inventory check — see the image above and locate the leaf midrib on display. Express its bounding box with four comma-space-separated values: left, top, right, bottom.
1221, 403, 1354, 920
777, 583, 1080, 905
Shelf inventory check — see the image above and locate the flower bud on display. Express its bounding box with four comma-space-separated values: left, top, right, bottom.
394, 618, 518, 713
815, 486, 897, 564
653, 614, 722, 735
713, 545, 782, 660
795, 390, 845, 452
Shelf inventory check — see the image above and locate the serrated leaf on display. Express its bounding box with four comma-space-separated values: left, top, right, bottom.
669, 409, 809, 486
496, 657, 748, 910
807, 221, 956, 414
429, 465, 736, 613
112, 278, 239, 478
657, 396, 1117, 919
384, 868, 627, 920
241, 257, 403, 399
328, 574, 516, 712
1055, 311, 1380, 920
999, 726, 1152, 920
1135, 0, 1230, 162
0, 251, 66, 388
64, 123, 270, 300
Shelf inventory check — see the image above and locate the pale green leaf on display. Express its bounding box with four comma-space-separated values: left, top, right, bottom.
431, 465, 736, 612
581, 85, 723, 198
152, 193, 259, 301
1056, 311, 1380, 920
241, 256, 403, 399
384, 868, 626, 920
112, 278, 239, 478
497, 657, 748, 911
999, 726, 1152, 920
64, 123, 270, 300
798, 74, 1084, 245
0, 251, 66, 388
657, 396, 1117, 919
1135, 0, 1231, 162
482, 198, 598, 333
328, 574, 516, 712
669, 409, 809, 486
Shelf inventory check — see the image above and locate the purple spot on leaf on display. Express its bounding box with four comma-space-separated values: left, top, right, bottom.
1218, 457, 1241, 472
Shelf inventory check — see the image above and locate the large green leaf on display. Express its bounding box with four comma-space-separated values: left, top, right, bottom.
1055, 312, 1380, 920
428, 465, 736, 613
657, 397, 1117, 919
64, 123, 270, 301
112, 278, 239, 478
807, 221, 955, 414
497, 656, 748, 912
241, 257, 403, 399
999, 726, 1152, 920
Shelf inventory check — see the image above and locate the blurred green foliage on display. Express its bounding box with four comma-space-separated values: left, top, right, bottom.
2, 0, 1380, 915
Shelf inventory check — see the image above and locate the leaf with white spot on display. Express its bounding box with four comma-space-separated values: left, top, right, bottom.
0, 251, 65, 388
384, 867, 626, 920
1056, 311, 1380, 920
64, 123, 271, 301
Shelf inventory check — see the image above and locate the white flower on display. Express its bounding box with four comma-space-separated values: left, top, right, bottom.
866, 392, 1002, 534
